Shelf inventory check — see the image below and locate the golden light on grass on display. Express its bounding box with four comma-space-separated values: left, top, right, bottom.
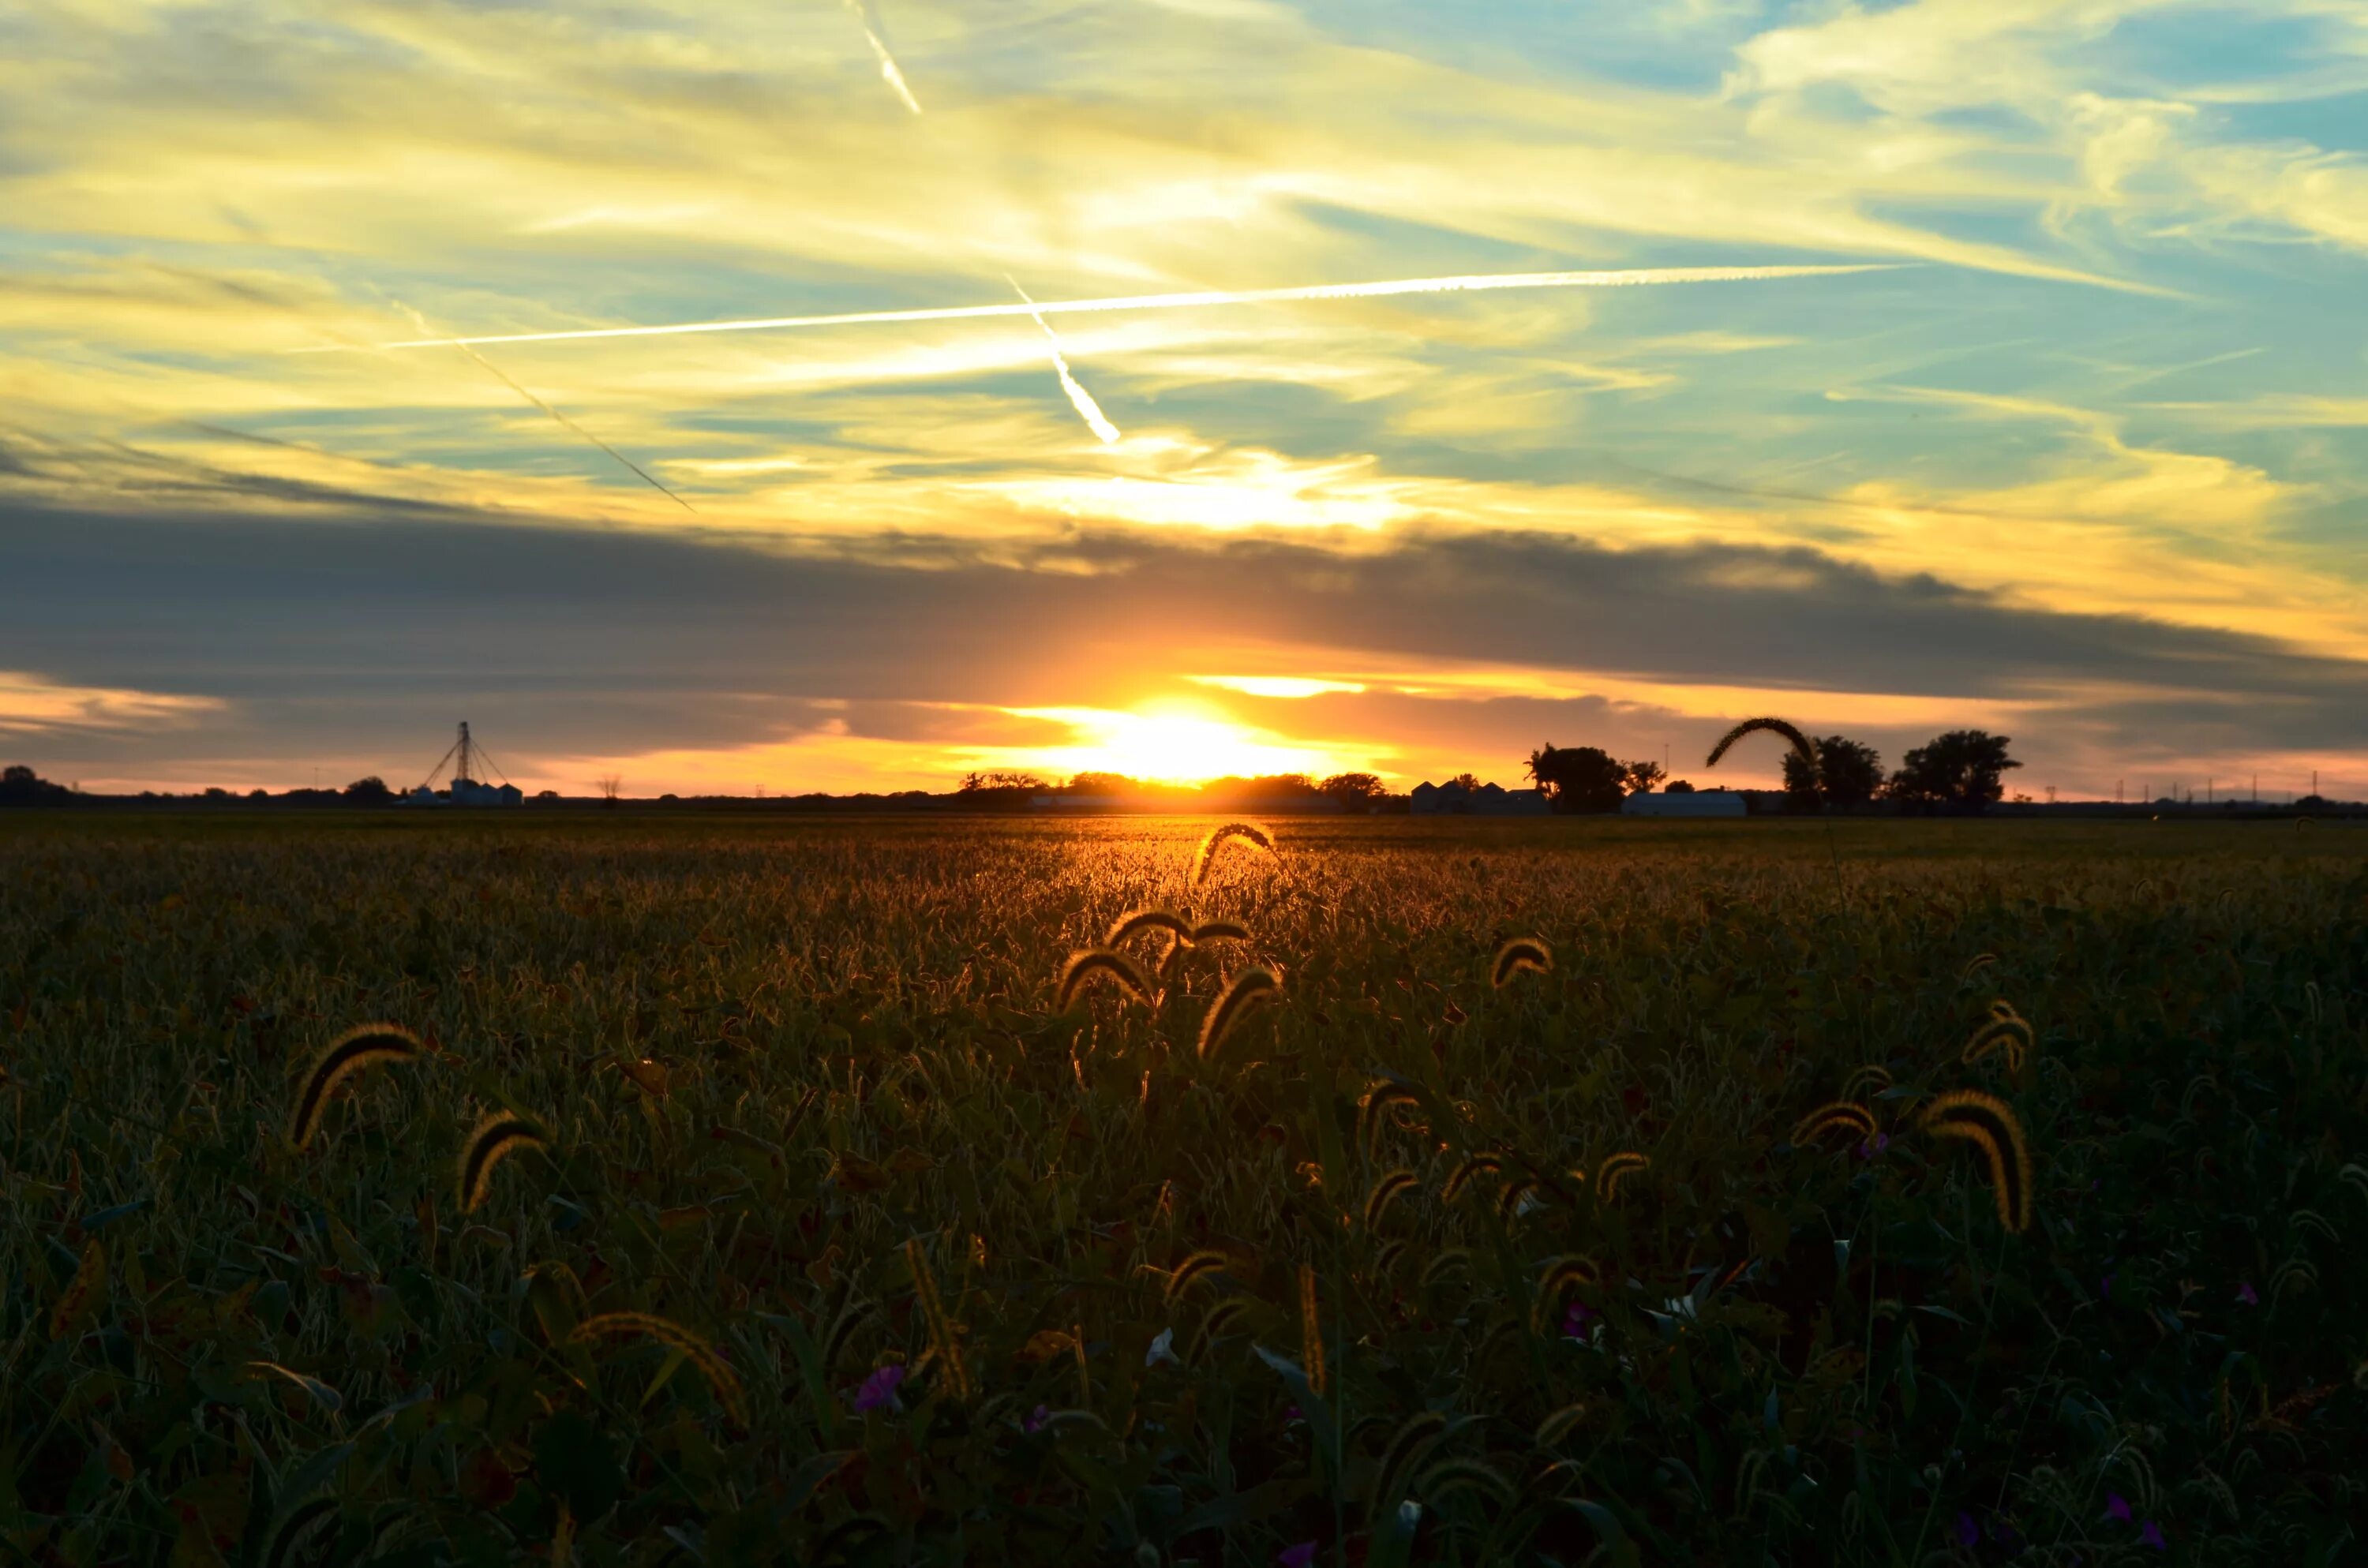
1055, 948, 1156, 1011
1193, 821, 1276, 887
1197, 966, 1281, 1061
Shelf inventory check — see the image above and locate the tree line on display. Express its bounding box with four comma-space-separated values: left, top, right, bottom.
1525, 730, 2023, 814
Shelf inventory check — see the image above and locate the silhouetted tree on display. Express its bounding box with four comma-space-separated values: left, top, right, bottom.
1782, 735, 1884, 808
961, 771, 1048, 792
1319, 772, 1388, 813
1063, 772, 1137, 795
0, 765, 71, 805
1888, 731, 2021, 813
1526, 744, 1628, 814
344, 775, 395, 804
1621, 759, 1668, 795
1665, 779, 1695, 793
1448, 772, 1483, 792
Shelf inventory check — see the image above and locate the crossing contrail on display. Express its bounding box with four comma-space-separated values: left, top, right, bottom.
317, 264, 1902, 354
845, 0, 923, 114
401, 305, 698, 513
1009, 276, 1121, 443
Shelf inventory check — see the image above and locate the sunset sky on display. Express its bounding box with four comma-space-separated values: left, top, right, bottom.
5, 0, 2367, 798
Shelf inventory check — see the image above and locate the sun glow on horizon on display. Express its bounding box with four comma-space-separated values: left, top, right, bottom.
992, 703, 1373, 785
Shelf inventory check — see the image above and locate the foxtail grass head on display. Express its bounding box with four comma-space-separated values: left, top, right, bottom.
1190, 917, 1251, 944
1531, 1254, 1600, 1332
1197, 966, 1281, 1063
1791, 1101, 1879, 1147
1105, 907, 1192, 949
1594, 1151, 1650, 1203
570, 1312, 747, 1426
1357, 1080, 1426, 1160
1192, 821, 1275, 887
1705, 717, 1819, 780
1920, 1090, 2035, 1233
1490, 936, 1552, 990
288, 1025, 425, 1150
1441, 1151, 1506, 1203
1160, 1248, 1235, 1304
1362, 1169, 1418, 1229
1963, 1007, 2035, 1072
1055, 948, 1156, 1012
456, 1112, 549, 1214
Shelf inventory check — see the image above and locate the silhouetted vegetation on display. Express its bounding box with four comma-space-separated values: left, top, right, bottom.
1782, 735, 1885, 808
1889, 729, 2022, 813
0, 764, 71, 806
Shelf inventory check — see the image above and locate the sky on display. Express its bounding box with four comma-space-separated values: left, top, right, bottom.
4, 0, 2367, 799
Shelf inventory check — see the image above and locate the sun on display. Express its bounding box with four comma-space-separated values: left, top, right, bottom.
999, 702, 1365, 785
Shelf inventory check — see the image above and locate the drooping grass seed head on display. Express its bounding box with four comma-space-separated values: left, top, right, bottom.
1055, 948, 1156, 1012
1105, 907, 1193, 949
1594, 1151, 1650, 1203
1363, 1169, 1418, 1229
1418, 1458, 1515, 1507
570, 1312, 748, 1426
1418, 1248, 1471, 1289
1791, 1102, 1879, 1147
1960, 952, 1998, 983
288, 1024, 425, 1150
1962, 1013, 2035, 1072
1161, 1248, 1235, 1303
1197, 966, 1281, 1063
1495, 1175, 1545, 1222
1840, 1063, 1894, 1102
1919, 1090, 2035, 1233
1192, 821, 1276, 887
1534, 1402, 1588, 1446
1705, 716, 1819, 780
1441, 1151, 1506, 1203
1369, 1411, 1449, 1522
1190, 917, 1251, 944
1531, 1254, 1599, 1331
456, 1112, 550, 1214
1490, 936, 1553, 990
1371, 1238, 1409, 1279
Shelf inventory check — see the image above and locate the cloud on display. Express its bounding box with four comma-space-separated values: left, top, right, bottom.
6, 497, 2368, 795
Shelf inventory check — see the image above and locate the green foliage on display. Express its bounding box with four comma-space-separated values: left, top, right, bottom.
0, 813, 2362, 1564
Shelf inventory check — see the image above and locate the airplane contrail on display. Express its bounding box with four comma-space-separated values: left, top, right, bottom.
318, 264, 1902, 354
400, 305, 699, 513
845, 0, 923, 114
1008, 276, 1121, 443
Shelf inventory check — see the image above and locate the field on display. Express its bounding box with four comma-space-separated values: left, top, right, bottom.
2, 813, 2364, 1566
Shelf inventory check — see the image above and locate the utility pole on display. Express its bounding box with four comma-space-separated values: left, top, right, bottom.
2116, 779, 2123, 803
2252, 773, 2257, 803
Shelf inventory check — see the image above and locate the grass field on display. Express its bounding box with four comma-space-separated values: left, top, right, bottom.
2, 813, 2364, 1566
